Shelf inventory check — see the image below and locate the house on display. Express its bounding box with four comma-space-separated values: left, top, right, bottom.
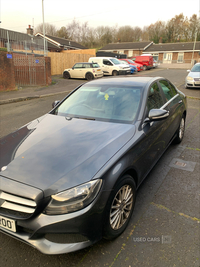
0, 26, 44, 52
99, 42, 153, 58
35, 33, 87, 52
143, 42, 200, 64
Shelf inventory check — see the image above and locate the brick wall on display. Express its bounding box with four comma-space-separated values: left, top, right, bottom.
0, 51, 15, 91
0, 51, 52, 91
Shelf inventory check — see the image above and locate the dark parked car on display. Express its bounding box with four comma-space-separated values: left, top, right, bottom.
0, 77, 187, 254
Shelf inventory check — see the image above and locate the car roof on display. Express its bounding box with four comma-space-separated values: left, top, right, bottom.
84, 77, 163, 87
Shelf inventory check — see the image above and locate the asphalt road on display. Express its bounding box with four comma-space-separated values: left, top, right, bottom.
0, 68, 199, 267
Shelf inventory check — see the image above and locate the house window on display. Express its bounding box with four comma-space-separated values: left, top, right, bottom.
119, 50, 124, 54
128, 50, 133, 57
177, 53, 184, 63
163, 53, 172, 63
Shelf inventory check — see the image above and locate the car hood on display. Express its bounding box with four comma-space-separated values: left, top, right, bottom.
0, 114, 135, 196
118, 64, 130, 69
187, 71, 200, 79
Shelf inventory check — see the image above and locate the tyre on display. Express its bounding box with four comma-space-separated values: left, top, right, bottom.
85, 72, 94, 81
103, 175, 136, 240
143, 65, 147, 71
63, 71, 70, 79
112, 70, 118, 76
173, 114, 185, 144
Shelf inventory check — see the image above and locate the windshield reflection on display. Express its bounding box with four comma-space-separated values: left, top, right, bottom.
54, 84, 142, 123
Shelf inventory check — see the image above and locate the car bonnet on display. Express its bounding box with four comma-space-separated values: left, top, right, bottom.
0, 114, 135, 196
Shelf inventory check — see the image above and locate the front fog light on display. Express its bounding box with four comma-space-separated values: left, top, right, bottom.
44, 179, 102, 215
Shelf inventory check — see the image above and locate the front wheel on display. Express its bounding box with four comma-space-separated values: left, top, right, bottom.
173, 115, 185, 144
112, 70, 118, 76
63, 71, 70, 79
103, 175, 136, 240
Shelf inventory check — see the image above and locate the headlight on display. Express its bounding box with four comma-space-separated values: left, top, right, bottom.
187, 76, 193, 81
44, 179, 102, 215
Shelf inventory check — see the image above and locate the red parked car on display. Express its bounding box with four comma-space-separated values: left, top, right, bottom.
132, 55, 153, 70
119, 59, 143, 72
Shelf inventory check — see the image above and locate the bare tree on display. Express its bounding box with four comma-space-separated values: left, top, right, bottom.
35, 23, 57, 36
148, 21, 166, 43
56, 26, 69, 39
117, 26, 135, 42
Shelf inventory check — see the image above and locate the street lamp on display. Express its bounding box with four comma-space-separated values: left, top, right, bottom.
42, 0, 46, 56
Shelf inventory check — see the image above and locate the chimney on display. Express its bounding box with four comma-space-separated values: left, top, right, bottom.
159, 37, 162, 44
27, 25, 33, 35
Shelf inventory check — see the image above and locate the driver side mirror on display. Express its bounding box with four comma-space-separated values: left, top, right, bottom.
52, 100, 60, 108
144, 109, 169, 123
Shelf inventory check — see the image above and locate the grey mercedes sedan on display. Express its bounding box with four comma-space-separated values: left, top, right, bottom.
0, 77, 187, 254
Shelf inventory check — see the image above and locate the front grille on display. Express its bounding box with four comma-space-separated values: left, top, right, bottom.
45, 233, 89, 244
0, 191, 36, 219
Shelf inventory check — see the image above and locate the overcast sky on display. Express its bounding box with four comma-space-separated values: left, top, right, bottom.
0, 0, 199, 33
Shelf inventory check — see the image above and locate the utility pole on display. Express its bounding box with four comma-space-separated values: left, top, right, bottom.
42, 0, 46, 56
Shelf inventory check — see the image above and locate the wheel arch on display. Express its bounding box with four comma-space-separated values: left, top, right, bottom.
85, 71, 94, 80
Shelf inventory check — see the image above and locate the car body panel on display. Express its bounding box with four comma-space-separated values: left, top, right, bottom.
0, 114, 135, 196
119, 59, 143, 71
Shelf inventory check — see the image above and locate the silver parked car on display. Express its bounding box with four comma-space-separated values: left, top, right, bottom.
185, 63, 200, 88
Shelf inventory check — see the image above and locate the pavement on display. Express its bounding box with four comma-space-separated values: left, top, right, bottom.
0, 63, 198, 105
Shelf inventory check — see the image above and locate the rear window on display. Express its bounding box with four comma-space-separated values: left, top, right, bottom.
92, 63, 100, 68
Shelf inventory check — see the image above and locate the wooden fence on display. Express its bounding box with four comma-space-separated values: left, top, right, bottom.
48, 49, 96, 75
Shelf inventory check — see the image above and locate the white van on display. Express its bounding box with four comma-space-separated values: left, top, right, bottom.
88, 57, 131, 76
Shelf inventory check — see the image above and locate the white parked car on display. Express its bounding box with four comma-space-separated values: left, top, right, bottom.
63, 62, 103, 80
89, 57, 131, 76
185, 63, 200, 89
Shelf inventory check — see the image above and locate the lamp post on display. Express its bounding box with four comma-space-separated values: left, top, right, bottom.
42, 0, 46, 56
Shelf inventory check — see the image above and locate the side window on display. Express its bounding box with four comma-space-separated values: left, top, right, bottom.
73, 63, 82, 69
159, 80, 177, 101
147, 82, 164, 111
103, 60, 112, 66
83, 64, 89, 68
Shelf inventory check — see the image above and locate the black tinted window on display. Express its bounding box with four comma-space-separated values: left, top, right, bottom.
103, 60, 112, 66
159, 80, 177, 101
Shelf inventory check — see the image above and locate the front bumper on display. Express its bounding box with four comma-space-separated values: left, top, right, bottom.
119, 69, 131, 75
0, 190, 110, 255
185, 80, 200, 88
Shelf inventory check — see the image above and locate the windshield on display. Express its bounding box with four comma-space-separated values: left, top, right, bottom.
54, 83, 142, 123
128, 59, 135, 64
120, 61, 129, 65
191, 64, 200, 72
110, 58, 121, 65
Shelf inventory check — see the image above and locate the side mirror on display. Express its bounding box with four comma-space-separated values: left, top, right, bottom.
144, 109, 169, 123
187, 69, 190, 73
52, 100, 60, 108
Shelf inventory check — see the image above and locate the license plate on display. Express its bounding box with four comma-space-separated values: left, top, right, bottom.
195, 81, 200, 85
97, 69, 101, 71
0, 215, 16, 232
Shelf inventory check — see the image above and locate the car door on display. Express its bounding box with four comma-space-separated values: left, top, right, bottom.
135, 82, 169, 179
102, 59, 113, 75
71, 63, 83, 78
158, 79, 182, 142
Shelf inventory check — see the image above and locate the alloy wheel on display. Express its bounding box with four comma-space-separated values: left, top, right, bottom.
109, 185, 133, 230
